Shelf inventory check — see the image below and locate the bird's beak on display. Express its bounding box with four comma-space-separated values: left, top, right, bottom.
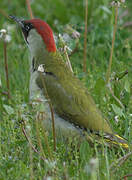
9, 15, 29, 43
9, 15, 24, 28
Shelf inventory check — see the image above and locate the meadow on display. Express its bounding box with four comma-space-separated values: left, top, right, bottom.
0, 0, 132, 179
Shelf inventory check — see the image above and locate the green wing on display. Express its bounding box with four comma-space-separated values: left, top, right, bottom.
36, 52, 112, 134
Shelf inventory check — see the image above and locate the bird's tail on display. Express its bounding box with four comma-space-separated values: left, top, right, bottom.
103, 133, 129, 149
85, 132, 130, 150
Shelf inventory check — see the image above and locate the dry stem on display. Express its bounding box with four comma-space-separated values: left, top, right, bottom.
110, 151, 132, 173
26, 0, 34, 19
0, 9, 9, 19
106, 6, 118, 84
3, 41, 10, 98
64, 46, 73, 73
83, 0, 88, 72
29, 139, 34, 180
120, 174, 132, 180
107, 84, 124, 109
21, 122, 45, 161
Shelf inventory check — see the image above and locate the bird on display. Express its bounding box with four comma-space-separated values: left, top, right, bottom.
9, 15, 130, 150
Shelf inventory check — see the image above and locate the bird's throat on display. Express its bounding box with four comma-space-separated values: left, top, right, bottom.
27, 29, 47, 60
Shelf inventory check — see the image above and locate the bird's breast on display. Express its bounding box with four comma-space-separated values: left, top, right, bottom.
29, 71, 83, 139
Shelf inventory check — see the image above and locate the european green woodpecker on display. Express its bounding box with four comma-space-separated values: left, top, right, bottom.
10, 15, 130, 149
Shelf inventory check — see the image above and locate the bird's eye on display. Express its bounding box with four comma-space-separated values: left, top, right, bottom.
25, 25, 30, 30
24, 23, 33, 31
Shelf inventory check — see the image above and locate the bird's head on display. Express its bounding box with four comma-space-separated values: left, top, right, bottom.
9, 15, 56, 55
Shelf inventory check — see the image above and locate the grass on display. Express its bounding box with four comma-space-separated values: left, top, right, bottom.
0, 0, 132, 179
